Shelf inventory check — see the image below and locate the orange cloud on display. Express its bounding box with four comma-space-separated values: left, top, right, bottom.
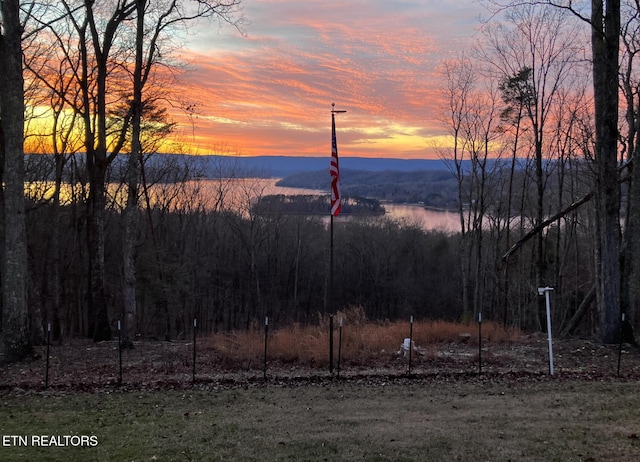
166, 0, 483, 159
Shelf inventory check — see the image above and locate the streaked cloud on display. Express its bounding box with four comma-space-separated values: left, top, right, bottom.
171, 0, 484, 158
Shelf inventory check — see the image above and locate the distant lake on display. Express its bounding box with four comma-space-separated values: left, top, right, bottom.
26, 177, 461, 233
199, 178, 460, 233
382, 204, 459, 233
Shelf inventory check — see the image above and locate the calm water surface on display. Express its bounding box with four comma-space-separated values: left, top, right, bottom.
252, 179, 460, 233
29, 178, 461, 233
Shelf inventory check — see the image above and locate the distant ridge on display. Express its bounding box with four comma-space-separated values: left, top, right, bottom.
25, 153, 453, 180
190, 155, 450, 177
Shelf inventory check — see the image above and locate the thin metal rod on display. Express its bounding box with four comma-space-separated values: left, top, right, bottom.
330, 214, 334, 312
478, 312, 483, 374
544, 290, 554, 376
263, 317, 269, 381
45, 323, 51, 388
618, 313, 625, 376
337, 318, 343, 379
408, 316, 413, 375
329, 214, 334, 374
118, 320, 123, 386
329, 314, 334, 374
192, 318, 197, 384
538, 287, 555, 376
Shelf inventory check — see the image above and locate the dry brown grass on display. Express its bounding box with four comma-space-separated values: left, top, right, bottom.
206, 307, 521, 367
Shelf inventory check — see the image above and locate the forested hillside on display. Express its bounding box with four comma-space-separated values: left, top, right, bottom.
277, 169, 459, 209
15, 153, 597, 343
23, 166, 463, 339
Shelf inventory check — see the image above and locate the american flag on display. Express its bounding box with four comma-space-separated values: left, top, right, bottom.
330, 113, 341, 216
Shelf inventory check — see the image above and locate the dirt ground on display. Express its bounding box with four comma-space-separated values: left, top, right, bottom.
2, 334, 639, 394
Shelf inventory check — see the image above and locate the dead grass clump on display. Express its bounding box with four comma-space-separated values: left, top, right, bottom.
207, 326, 265, 368
481, 321, 523, 342
271, 324, 329, 365
413, 320, 520, 345
206, 313, 522, 369
318, 305, 368, 329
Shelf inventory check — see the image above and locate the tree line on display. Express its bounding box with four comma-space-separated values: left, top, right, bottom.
436, 0, 639, 345
1, 0, 245, 359
254, 194, 385, 216
16, 145, 602, 345
17, 153, 602, 344
18, 154, 462, 341
277, 169, 460, 209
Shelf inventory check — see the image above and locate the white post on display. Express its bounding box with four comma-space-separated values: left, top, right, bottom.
538, 287, 555, 376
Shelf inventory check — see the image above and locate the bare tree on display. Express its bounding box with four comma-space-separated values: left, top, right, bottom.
121, 0, 146, 348
484, 0, 622, 342
224, 176, 272, 325
1, 0, 32, 361
24, 37, 86, 341
438, 56, 475, 320
439, 56, 503, 321
478, 3, 587, 329
24, 0, 244, 341
619, 1, 640, 339
121, 0, 244, 346
590, 0, 622, 343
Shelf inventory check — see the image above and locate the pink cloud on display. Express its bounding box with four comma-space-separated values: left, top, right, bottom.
169, 0, 483, 158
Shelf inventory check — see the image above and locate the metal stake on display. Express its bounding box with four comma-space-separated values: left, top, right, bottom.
192, 318, 197, 384
618, 313, 625, 376
478, 312, 482, 374
408, 316, 413, 375
118, 320, 123, 386
329, 314, 334, 374
45, 323, 51, 388
263, 317, 269, 381
538, 287, 555, 376
337, 318, 343, 379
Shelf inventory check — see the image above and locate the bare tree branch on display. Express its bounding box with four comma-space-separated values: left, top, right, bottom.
501, 189, 593, 261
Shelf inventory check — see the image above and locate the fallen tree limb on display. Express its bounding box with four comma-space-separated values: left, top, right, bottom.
502, 160, 632, 262
560, 284, 596, 337
501, 191, 593, 262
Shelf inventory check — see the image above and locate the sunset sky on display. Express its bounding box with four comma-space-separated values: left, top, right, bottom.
172, 0, 486, 159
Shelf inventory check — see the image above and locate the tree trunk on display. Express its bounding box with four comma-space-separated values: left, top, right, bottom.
623, 121, 640, 339
591, 0, 621, 344
49, 120, 68, 340
122, 155, 139, 348
87, 159, 111, 341
1, 0, 32, 362
621, 52, 640, 342
122, 0, 146, 349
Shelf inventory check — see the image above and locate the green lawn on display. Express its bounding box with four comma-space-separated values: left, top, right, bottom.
1, 379, 639, 461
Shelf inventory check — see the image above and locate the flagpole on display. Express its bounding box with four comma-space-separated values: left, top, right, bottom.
329, 103, 346, 374
329, 213, 334, 374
